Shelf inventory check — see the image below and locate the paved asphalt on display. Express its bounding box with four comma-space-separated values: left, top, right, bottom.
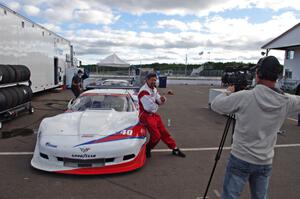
0, 85, 299, 199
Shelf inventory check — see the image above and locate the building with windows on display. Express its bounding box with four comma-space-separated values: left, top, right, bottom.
262, 22, 300, 91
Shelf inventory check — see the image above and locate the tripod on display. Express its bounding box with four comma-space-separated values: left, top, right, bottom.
203, 114, 236, 198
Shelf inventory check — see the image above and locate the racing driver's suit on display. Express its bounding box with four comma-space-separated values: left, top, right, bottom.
138, 83, 177, 150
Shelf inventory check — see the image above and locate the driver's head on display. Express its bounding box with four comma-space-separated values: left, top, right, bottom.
146, 73, 157, 89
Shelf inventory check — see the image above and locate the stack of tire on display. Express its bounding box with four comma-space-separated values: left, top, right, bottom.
0, 65, 32, 112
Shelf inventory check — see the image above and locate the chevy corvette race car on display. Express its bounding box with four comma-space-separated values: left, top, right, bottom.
31, 89, 147, 175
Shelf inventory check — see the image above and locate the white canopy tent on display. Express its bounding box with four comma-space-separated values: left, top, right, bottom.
97, 53, 130, 68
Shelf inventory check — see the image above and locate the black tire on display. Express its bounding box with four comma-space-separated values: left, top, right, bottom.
6, 65, 16, 83
0, 66, 4, 84
0, 91, 7, 111
16, 86, 26, 104
25, 86, 33, 101
19, 85, 32, 102
1, 89, 13, 109
6, 87, 18, 108
12, 87, 24, 106
0, 65, 10, 84
19, 65, 31, 81
18, 86, 28, 103
10, 65, 23, 82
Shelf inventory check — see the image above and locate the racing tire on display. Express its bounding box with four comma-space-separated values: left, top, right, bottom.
0, 65, 10, 84
20, 65, 31, 82
0, 91, 7, 111
19, 85, 33, 102
1, 89, 13, 109
10, 65, 23, 82
6, 87, 18, 108
13, 87, 24, 106
6, 65, 16, 83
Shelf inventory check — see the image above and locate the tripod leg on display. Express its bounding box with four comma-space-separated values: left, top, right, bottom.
203, 115, 233, 198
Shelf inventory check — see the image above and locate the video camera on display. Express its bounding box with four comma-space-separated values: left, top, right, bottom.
221, 65, 256, 92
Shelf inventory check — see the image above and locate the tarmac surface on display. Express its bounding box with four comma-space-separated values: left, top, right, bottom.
0, 85, 299, 199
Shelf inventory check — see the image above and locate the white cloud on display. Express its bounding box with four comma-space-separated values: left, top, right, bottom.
23, 5, 40, 16
6, 1, 20, 11
157, 19, 189, 31
74, 9, 118, 25
92, 0, 300, 16
251, 0, 300, 11
157, 20, 202, 31
65, 10, 299, 64
43, 8, 72, 22
1, 0, 299, 64
18, 0, 118, 25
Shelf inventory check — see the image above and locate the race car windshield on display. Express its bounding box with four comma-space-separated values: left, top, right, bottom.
70, 95, 133, 112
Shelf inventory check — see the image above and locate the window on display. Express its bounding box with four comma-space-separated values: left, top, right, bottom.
21, 21, 24, 28
286, 50, 294, 60
285, 69, 292, 79
4, 9, 7, 15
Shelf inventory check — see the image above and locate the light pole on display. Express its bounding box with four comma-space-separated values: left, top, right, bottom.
185, 48, 188, 76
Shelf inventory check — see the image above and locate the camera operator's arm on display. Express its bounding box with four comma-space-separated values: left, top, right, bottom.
286, 94, 300, 115
211, 87, 245, 115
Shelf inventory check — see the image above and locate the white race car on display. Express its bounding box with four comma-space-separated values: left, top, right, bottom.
31, 89, 147, 175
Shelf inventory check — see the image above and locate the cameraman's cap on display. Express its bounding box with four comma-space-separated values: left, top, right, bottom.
77, 70, 83, 74
256, 56, 281, 81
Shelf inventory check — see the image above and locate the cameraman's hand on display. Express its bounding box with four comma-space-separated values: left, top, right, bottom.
227, 85, 235, 93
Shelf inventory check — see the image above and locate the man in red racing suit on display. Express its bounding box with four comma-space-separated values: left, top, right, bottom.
138, 73, 185, 158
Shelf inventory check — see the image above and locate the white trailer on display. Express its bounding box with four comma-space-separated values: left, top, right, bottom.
0, 3, 76, 93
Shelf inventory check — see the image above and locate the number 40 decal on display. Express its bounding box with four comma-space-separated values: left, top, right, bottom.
121, 130, 133, 136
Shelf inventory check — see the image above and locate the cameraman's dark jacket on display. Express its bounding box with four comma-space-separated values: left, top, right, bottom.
211, 84, 300, 165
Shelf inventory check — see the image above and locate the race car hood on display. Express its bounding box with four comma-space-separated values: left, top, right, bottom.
39, 109, 139, 136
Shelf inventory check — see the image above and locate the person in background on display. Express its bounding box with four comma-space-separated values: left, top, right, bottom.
138, 73, 186, 158
71, 70, 83, 98
211, 56, 300, 199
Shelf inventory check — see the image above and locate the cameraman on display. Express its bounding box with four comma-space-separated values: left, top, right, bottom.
211, 56, 300, 199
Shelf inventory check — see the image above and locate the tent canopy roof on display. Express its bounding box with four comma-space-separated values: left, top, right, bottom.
97, 53, 130, 68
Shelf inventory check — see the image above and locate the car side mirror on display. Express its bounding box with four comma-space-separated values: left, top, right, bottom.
67, 98, 75, 109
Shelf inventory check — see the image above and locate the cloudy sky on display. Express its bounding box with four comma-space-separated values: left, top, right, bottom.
1, 0, 300, 65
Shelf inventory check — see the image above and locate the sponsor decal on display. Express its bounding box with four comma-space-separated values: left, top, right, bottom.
71, 154, 96, 158
45, 142, 57, 148
74, 123, 147, 147
80, 147, 90, 153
